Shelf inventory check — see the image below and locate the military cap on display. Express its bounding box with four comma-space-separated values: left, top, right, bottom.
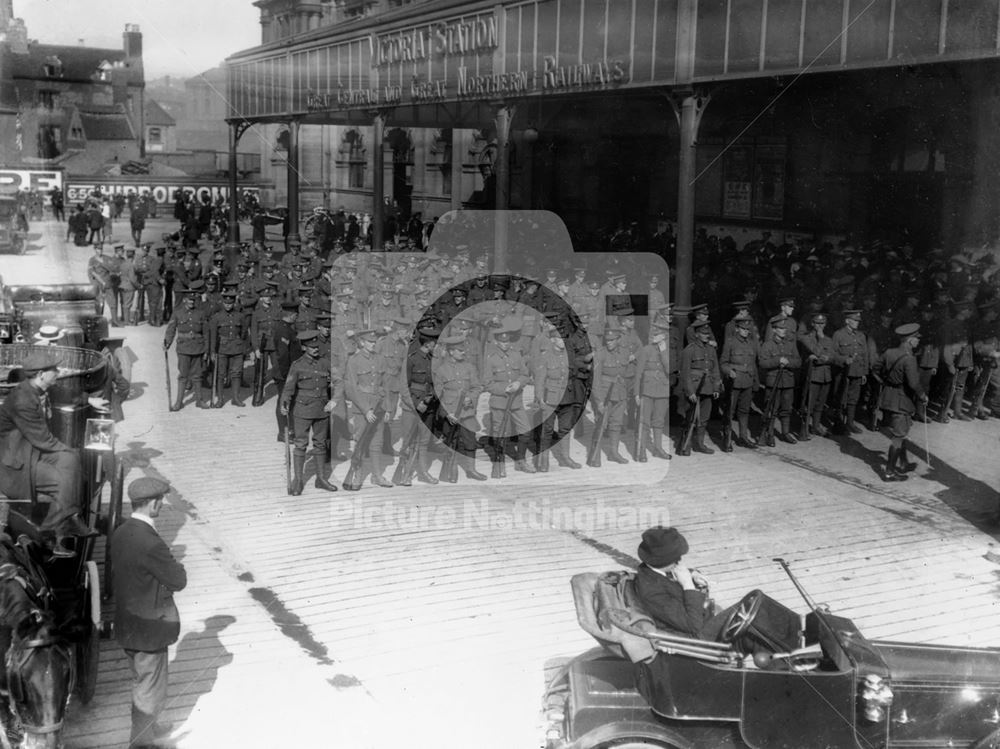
440, 332, 467, 346
492, 317, 523, 337
587, 280, 600, 289
280, 300, 299, 311
127, 477, 170, 501
125, 247, 136, 255
351, 328, 379, 342
573, 266, 587, 274
179, 287, 201, 298
735, 318, 752, 329
221, 290, 237, 300
155, 246, 166, 255
609, 273, 626, 283
604, 326, 623, 340
731, 300, 751, 311
314, 310, 333, 323
391, 315, 411, 329
651, 316, 671, 331
489, 274, 509, 290
451, 286, 468, 296
297, 329, 320, 342
113, 243, 125, 251
768, 314, 791, 330
777, 295, 796, 306
895, 323, 921, 337
733, 308, 752, 321
690, 319, 712, 331
297, 283, 314, 293
811, 312, 827, 323
19, 350, 61, 373
689, 303, 708, 315
842, 309, 862, 320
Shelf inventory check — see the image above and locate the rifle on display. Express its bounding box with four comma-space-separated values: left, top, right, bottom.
869, 374, 884, 430
252, 333, 266, 406
939, 358, 961, 421
165, 348, 174, 411
634, 396, 647, 462
439, 388, 469, 483
490, 393, 516, 479
797, 357, 815, 441
391, 419, 423, 486
211, 352, 221, 408
586, 387, 616, 467
722, 379, 737, 452
677, 371, 708, 456
284, 425, 292, 493
343, 406, 387, 490
836, 368, 851, 427
136, 286, 146, 323
758, 364, 785, 447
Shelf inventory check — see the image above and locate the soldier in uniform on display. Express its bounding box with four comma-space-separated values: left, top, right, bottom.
249, 288, 279, 404
397, 321, 439, 485
678, 319, 722, 455
758, 316, 801, 443
719, 316, 759, 449
532, 321, 579, 470
913, 302, 941, 422
971, 300, 1000, 419
434, 332, 488, 480
591, 324, 632, 463
208, 290, 248, 407
163, 284, 210, 410
685, 304, 717, 346
634, 315, 672, 459
105, 244, 125, 327
273, 301, 300, 440
937, 300, 975, 422
797, 312, 835, 438
344, 329, 391, 489
375, 316, 410, 457
281, 330, 342, 495
143, 244, 164, 327
764, 295, 798, 342
831, 309, 871, 433
483, 317, 534, 474
876, 323, 927, 482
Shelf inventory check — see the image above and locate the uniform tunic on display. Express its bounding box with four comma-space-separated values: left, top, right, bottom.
679, 339, 722, 425
719, 334, 759, 417
209, 307, 247, 382
483, 346, 531, 437
592, 343, 631, 431
164, 306, 208, 383
831, 326, 871, 408
878, 345, 923, 439
281, 352, 342, 454
433, 357, 481, 452
635, 343, 671, 429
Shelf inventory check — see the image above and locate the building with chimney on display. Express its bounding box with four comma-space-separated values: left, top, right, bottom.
0, 1, 145, 173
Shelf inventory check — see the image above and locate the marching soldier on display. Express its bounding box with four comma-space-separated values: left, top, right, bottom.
208, 290, 248, 407
273, 301, 300, 441
831, 309, 871, 433
797, 312, 835, 438
634, 315, 672, 459
375, 316, 410, 457
345, 329, 391, 489
483, 317, 534, 474
396, 322, 439, 485
678, 319, 722, 454
281, 330, 342, 495
758, 316, 801, 443
434, 333, 488, 480
719, 316, 759, 449
877, 323, 927, 482
591, 323, 632, 463
163, 284, 210, 411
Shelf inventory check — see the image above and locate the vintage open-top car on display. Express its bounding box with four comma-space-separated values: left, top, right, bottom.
543, 561, 1000, 749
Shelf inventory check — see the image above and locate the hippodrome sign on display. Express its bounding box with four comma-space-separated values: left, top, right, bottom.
65, 183, 260, 205
0, 169, 63, 193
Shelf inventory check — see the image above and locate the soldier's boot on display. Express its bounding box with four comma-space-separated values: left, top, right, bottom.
649, 428, 670, 459
845, 404, 863, 433
381, 423, 397, 456
882, 447, 907, 482
514, 439, 537, 473
289, 453, 305, 496
811, 412, 827, 437
314, 454, 339, 492
605, 429, 629, 464
195, 388, 211, 409
170, 378, 186, 412
897, 445, 918, 473
415, 445, 439, 485
231, 375, 246, 407
535, 445, 550, 473
780, 417, 797, 444
552, 437, 582, 469
953, 389, 972, 421
692, 426, 715, 455
343, 457, 370, 491
738, 417, 758, 449
370, 454, 392, 488
636, 428, 649, 462
460, 453, 487, 481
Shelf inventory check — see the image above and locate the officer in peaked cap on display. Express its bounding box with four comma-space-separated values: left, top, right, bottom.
483, 317, 534, 475
591, 320, 632, 464
208, 289, 248, 408
831, 309, 871, 434
798, 311, 835, 439
344, 328, 392, 489
433, 332, 488, 481
758, 315, 801, 444
280, 329, 343, 495
876, 323, 926, 482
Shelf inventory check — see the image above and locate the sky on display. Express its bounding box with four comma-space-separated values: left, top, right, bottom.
14, 0, 261, 79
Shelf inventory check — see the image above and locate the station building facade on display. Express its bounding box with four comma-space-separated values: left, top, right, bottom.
228, 0, 1000, 300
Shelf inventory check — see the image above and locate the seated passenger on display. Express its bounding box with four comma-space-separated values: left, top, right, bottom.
0, 350, 97, 557
634, 526, 734, 641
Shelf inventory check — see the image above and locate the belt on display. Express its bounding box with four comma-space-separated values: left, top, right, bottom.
178, 332, 202, 340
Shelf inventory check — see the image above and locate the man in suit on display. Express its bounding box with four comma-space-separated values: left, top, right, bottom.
111, 477, 187, 748
0, 350, 95, 557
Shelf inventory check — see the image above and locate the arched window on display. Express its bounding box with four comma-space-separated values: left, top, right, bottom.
336, 129, 366, 189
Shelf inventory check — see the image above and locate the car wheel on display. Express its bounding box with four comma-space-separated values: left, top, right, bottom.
597, 741, 679, 749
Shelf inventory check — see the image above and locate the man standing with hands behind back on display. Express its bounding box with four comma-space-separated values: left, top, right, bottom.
111, 477, 187, 748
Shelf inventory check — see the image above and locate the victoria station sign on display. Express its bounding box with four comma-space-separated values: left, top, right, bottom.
227, 0, 1000, 120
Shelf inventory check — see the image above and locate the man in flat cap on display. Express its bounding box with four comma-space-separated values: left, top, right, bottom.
111, 477, 186, 748
0, 351, 96, 557
876, 323, 927, 482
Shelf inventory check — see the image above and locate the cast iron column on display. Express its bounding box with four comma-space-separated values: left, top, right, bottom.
493, 103, 514, 274
286, 119, 301, 248
670, 90, 709, 309
226, 121, 241, 257
372, 110, 386, 250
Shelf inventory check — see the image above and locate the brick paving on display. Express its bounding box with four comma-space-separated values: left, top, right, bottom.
6, 218, 1000, 748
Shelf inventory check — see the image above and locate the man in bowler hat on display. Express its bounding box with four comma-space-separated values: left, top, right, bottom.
111, 477, 186, 748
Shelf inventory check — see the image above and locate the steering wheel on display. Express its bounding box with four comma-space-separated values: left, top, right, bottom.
719, 590, 764, 645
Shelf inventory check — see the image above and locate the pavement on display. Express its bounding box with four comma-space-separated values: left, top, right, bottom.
5, 217, 1000, 748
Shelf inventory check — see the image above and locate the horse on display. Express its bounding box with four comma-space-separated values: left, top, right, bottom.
0, 536, 74, 749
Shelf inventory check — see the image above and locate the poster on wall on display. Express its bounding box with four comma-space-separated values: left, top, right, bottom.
723, 146, 753, 219
695, 144, 724, 217
753, 144, 786, 220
